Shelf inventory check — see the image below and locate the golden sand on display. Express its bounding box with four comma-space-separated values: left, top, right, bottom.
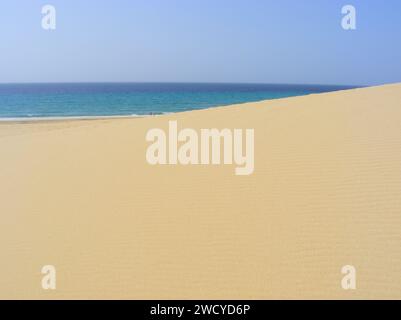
0, 83, 400, 299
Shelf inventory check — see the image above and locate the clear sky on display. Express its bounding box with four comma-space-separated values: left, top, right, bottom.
1, 0, 400, 85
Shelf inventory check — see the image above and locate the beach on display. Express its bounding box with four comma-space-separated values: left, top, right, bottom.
0, 83, 400, 299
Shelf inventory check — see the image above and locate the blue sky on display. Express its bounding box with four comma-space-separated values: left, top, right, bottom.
1, 0, 400, 85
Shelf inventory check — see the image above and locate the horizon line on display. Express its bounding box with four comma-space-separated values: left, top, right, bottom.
0, 81, 363, 87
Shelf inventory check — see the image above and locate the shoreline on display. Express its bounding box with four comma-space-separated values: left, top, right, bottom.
0, 84, 370, 124
0, 114, 145, 123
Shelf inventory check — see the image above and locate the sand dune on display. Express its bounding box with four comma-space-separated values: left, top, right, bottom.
0, 83, 400, 299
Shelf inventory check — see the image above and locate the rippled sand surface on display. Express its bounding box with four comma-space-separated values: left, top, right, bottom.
0, 84, 400, 299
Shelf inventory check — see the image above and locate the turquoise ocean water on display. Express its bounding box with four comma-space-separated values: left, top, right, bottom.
0, 83, 356, 119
